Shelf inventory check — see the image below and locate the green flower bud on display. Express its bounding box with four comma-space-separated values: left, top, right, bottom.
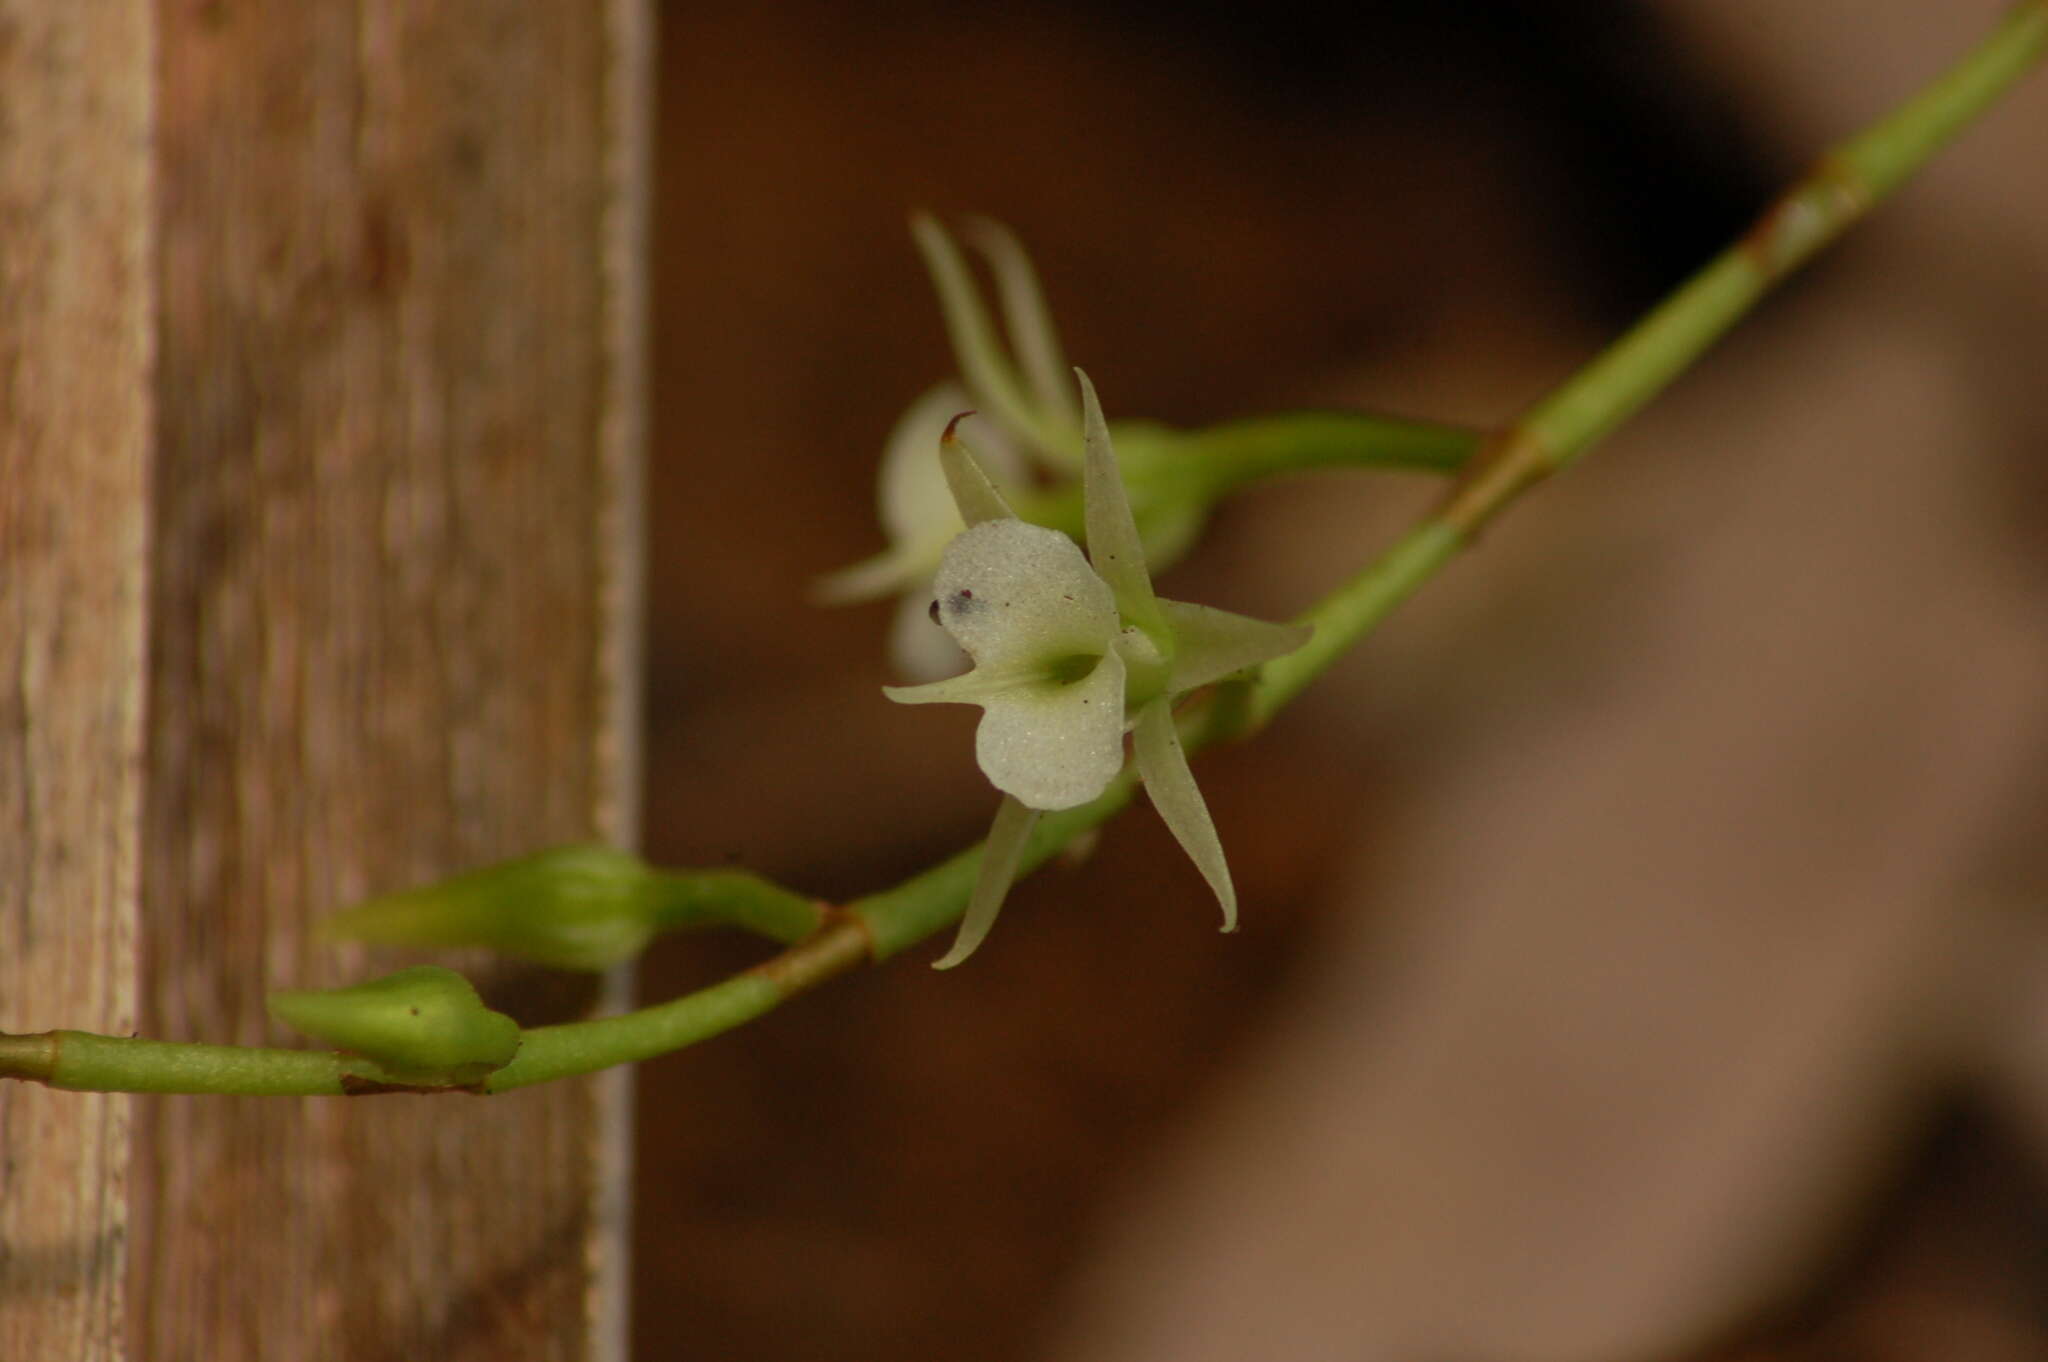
267, 965, 520, 1083
319, 845, 662, 971
319, 844, 824, 970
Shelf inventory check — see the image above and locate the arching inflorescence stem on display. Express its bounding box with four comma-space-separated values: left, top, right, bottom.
5, 1, 2042, 1096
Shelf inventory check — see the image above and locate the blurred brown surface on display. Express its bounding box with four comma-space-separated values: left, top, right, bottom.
3, 6, 641, 1360
637, 3, 2046, 1360
0, 6, 151, 1356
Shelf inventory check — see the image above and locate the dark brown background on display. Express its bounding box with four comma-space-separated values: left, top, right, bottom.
637, 3, 2047, 1360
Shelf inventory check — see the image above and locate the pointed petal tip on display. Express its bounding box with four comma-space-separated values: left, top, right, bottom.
881, 679, 951, 705
1073, 367, 1100, 416
940, 409, 979, 443
937, 427, 1019, 525
881, 676, 987, 706
812, 556, 904, 605
930, 797, 1040, 969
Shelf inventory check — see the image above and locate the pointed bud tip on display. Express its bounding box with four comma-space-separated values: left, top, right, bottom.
316, 844, 661, 971
268, 965, 521, 1081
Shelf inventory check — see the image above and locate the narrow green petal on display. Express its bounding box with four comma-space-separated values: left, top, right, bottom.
883, 667, 1026, 708
965, 216, 1081, 448
1159, 599, 1314, 694
939, 416, 1019, 526
1131, 697, 1237, 932
933, 795, 1040, 969
1076, 369, 1166, 639
812, 541, 938, 604
910, 213, 1050, 453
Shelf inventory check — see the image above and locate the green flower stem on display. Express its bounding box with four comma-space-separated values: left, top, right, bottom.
650, 869, 824, 944
1257, 0, 2047, 719
1177, 411, 1480, 495
1250, 521, 1463, 720
1013, 411, 1483, 537
4, 4, 2039, 1096
489, 972, 785, 1090
14, 1032, 468, 1096
1522, 0, 2045, 472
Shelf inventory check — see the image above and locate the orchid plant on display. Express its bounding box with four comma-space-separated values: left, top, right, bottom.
884, 373, 1309, 966
3, 2, 2039, 1095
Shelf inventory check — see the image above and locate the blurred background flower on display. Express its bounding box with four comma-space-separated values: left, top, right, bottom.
639, 2, 2048, 1359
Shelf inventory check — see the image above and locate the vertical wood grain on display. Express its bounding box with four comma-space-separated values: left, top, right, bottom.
0, 5, 155, 1359
131, 3, 644, 1359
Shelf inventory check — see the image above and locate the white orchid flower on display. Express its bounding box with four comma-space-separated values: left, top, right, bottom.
886, 372, 1310, 968
816, 381, 1030, 679
819, 216, 1207, 681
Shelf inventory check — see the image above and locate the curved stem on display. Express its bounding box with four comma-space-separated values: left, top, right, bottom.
1178, 409, 1479, 493
8, 2, 2042, 1096
1018, 410, 1483, 531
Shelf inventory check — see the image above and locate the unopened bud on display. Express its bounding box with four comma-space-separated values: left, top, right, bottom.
320, 845, 662, 971
267, 965, 520, 1083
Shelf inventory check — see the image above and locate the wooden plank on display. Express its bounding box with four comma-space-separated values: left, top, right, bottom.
131, 3, 644, 1359
0, 4, 156, 1358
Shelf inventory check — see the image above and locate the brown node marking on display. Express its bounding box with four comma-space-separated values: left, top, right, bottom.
1739, 152, 1867, 278
1437, 426, 1553, 539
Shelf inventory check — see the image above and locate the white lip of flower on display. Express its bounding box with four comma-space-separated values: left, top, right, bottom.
817, 217, 1206, 682
885, 370, 1311, 968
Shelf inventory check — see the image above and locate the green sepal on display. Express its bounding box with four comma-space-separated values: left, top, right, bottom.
931, 794, 1041, 970
939, 419, 1019, 526
1077, 370, 1169, 646
1160, 600, 1312, 694
267, 965, 521, 1083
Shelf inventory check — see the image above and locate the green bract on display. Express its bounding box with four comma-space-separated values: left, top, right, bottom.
885, 371, 1310, 967
267, 965, 521, 1084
